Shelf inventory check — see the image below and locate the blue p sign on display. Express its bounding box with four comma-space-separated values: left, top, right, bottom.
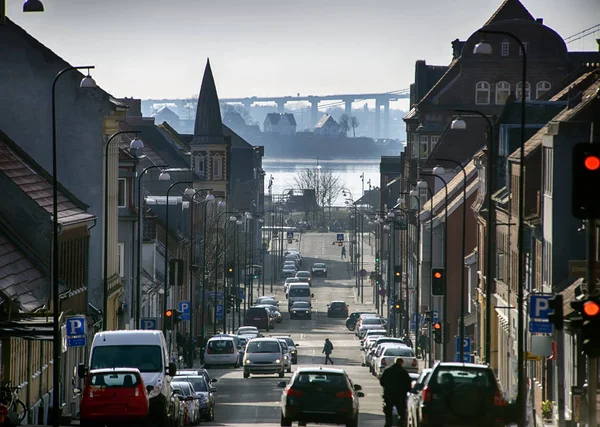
140, 318, 158, 330
66, 316, 85, 337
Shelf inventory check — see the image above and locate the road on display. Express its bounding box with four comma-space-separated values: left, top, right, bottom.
203, 231, 386, 426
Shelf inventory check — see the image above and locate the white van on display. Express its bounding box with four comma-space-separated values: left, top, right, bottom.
77, 330, 177, 427
287, 283, 314, 309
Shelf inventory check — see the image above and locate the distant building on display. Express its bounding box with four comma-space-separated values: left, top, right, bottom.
153, 106, 180, 126
223, 111, 247, 133
314, 114, 340, 137
263, 112, 297, 135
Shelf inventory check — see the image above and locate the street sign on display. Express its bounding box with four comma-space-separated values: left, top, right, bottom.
287, 231, 294, 239
216, 304, 224, 320
455, 336, 471, 362
529, 295, 552, 320
139, 318, 158, 330
239, 288, 245, 300
433, 310, 439, 322
178, 300, 191, 321
529, 321, 553, 334
65, 315, 86, 348
337, 233, 344, 241
360, 269, 368, 277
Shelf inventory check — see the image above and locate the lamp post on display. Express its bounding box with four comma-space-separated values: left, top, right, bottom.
434, 158, 467, 362
418, 180, 435, 368
103, 131, 144, 331
212, 207, 235, 335
421, 172, 449, 361
135, 165, 172, 327
409, 189, 421, 351
235, 217, 243, 329
51, 65, 96, 427
473, 29, 528, 425
451, 110, 495, 365
199, 194, 216, 345
221, 213, 238, 333
163, 181, 193, 334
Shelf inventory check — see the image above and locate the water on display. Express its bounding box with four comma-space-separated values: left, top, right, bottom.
263, 157, 380, 206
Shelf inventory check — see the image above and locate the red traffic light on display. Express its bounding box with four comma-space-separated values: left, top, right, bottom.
165, 310, 173, 317
583, 300, 600, 317
433, 271, 442, 279
584, 155, 600, 171
433, 322, 441, 330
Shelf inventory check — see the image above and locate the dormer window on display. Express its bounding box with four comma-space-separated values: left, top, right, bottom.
213, 156, 222, 179
501, 40, 509, 56
475, 81, 490, 105
536, 81, 551, 99
195, 155, 205, 176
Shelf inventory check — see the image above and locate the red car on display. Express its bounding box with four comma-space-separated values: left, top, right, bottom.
80, 368, 149, 425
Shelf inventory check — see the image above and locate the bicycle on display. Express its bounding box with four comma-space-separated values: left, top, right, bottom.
0, 382, 26, 423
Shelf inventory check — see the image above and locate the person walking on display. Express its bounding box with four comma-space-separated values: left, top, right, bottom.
418, 333, 428, 360
341, 245, 347, 259
379, 357, 412, 427
322, 338, 334, 365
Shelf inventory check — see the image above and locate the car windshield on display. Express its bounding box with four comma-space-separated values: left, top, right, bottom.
238, 327, 258, 335
292, 302, 310, 308
432, 368, 493, 388
313, 263, 326, 268
280, 337, 294, 347
296, 272, 310, 277
256, 298, 277, 305
246, 340, 281, 353
173, 376, 208, 392
172, 382, 192, 396
363, 318, 383, 325
384, 346, 414, 357
293, 372, 347, 390
289, 288, 310, 297
91, 345, 163, 373
89, 372, 140, 388
330, 302, 345, 308
208, 339, 234, 354
278, 340, 289, 351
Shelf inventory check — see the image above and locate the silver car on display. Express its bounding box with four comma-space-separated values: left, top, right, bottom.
243, 338, 285, 378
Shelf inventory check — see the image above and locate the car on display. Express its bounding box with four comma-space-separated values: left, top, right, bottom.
203, 336, 240, 369
281, 264, 298, 278
245, 306, 272, 331
363, 337, 406, 367
255, 304, 277, 328
287, 283, 313, 308
290, 301, 312, 320
311, 262, 328, 277
284, 277, 302, 294
278, 366, 364, 427
209, 334, 246, 365
345, 311, 376, 331
271, 335, 299, 364
176, 369, 218, 389
172, 375, 217, 422
327, 301, 349, 318
236, 326, 261, 339
360, 328, 388, 346
373, 344, 418, 377
356, 317, 387, 338
277, 338, 293, 373
407, 369, 433, 427
243, 338, 285, 378
295, 270, 312, 285
171, 381, 201, 425
255, 296, 279, 308
417, 362, 509, 427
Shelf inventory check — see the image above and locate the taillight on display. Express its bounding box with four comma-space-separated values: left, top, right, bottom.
494, 390, 508, 406
135, 386, 140, 397
422, 386, 431, 402
412, 359, 418, 368
286, 388, 304, 397
335, 390, 353, 398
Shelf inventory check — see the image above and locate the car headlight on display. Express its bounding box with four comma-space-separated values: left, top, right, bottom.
275, 359, 281, 363
291, 349, 297, 354
245, 359, 252, 364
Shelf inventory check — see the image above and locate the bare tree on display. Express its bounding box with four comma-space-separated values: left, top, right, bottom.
293, 168, 344, 224
338, 113, 350, 137
350, 116, 359, 137
220, 103, 253, 123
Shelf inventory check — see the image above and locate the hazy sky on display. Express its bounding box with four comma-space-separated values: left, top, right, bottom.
7, 0, 600, 103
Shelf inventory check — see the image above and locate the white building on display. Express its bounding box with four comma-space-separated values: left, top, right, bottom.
314, 114, 341, 137
263, 113, 297, 135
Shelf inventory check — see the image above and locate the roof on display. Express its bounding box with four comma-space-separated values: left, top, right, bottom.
484, 0, 534, 26
192, 59, 224, 143
90, 368, 142, 374
432, 178, 479, 223
315, 115, 337, 129
0, 130, 95, 226
417, 59, 460, 106
265, 113, 281, 125
296, 366, 347, 374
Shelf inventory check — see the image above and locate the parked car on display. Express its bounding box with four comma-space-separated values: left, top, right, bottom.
79, 368, 149, 426
311, 262, 328, 277
327, 301, 349, 318
278, 367, 364, 427
236, 326, 261, 339
172, 374, 217, 422
345, 311, 376, 331
356, 317, 387, 338
373, 344, 418, 377
203, 336, 240, 369
171, 381, 200, 425
407, 368, 433, 427
243, 338, 285, 378
255, 296, 279, 308
176, 369, 218, 388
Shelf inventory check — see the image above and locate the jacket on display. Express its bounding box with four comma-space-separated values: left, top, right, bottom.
323, 341, 334, 354
379, 363, 412, 400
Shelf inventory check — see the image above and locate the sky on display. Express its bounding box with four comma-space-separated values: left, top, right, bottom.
6, 0, 600, 105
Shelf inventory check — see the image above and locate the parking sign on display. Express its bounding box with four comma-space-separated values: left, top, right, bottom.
140, 318, 158, 330
178, 300, 191, 321
65, 316, 86, 348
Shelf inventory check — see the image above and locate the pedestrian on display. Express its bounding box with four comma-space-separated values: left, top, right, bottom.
379, 357, 412, 427
341, 245, 346, 259
418, 333, 428, 360
322, 338, 334, 365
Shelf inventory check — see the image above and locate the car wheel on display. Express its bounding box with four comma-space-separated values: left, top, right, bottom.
280, 413, 292, 426
278, 370, 285, 378
206, 405, 215, 421
243, 371, 250, 378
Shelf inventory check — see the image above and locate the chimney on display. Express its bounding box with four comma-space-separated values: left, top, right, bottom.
536, 18, 543, 24
451, 39, 463, 59
119, 97, 142, 118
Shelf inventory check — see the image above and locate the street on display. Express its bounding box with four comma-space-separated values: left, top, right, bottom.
203, 231, 387, 426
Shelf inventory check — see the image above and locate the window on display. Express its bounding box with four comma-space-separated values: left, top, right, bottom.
475, 81, 490, 105
411, 133, 419, 158
516, 82, 531, 101
496, 81, 511, 105
117, 178, 126, 208
519, 42, 529, 55
419, 186, 428, 207
207, 339, 234, 354
195, 155, 205, 176
543, 147, 553, 196
430, 136, 439, 147
91, 345, 163, 372
501, 40, 509, 56
420, 135, 429, 157
117, 242, 125, 277
213, 157, 222, 179
536, 81, 551, 99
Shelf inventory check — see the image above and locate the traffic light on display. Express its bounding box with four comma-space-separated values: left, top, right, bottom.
547, 295, 564, 330
375, 252, 380, 263
431, 268, 446, 296
226, 264, 234, 278
572, 143, 600, 218
579, 297, 600, 356
393, 300, 402, 312
173, 309, 183, 325
394, 266, 402, 282
433, 322, 442, 344
164, 309, 174, 329
375, 274, 382, 286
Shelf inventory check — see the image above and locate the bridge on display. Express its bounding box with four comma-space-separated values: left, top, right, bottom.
142, 88, 410, 138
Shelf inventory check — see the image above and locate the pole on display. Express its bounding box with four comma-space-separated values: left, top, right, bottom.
586, 219, 597, 427
426, 187, 434, 368
360, 213, 364, 304
223, 218, 229, 333
200, 201, 208, 344
556, 324, 566, 427
413, 195, 421, 352
189, 199, 195, 341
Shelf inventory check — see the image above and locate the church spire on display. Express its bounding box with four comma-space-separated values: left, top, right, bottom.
192, 58, 224, 143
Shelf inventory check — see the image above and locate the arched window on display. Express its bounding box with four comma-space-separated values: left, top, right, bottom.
195, 155, 205, 176
516, 82, 531, 101
536, 81, 551, 99
475, 81, 490, 105
496, 81, 511, 105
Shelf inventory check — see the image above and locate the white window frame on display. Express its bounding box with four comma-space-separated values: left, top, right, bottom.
536, 81, 551, 99
117, 242, 125, 277
117, 178, 127, 208
516, 82, 531, 101
475, 81, 491, 105
430, 136, 439, 147
501, 40, 509, 56
213, 156, 222, 179
496, 81, 511, 105
419, 135, 428, 158
543, 147, 553, 196
195, 155, 205, 176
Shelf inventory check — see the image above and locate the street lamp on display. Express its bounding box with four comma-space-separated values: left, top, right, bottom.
434, 159, 467, 363
418, 179, 435, 368
409, 188, 421, 351
199, 193, 216, 342
103, 131, 144, 331
50, 65, 96, 427
213, 209, 237, 335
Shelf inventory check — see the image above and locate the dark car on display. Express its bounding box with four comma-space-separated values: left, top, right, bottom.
245, 306, 272, 330
278, 367, 364, 427
418, 362, 508, 427
345, 311, 376, 331
327, 301, 349, 318
311, 262, 328, 277
172, 375, 217, 422
290, 301, 312, 320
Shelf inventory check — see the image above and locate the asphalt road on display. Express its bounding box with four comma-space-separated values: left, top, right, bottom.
202, 231, 387, 426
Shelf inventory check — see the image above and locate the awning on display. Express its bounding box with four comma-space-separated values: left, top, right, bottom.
0, 316, 55, 341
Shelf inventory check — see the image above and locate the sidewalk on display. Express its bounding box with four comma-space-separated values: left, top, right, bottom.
352, 231, 377, 307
